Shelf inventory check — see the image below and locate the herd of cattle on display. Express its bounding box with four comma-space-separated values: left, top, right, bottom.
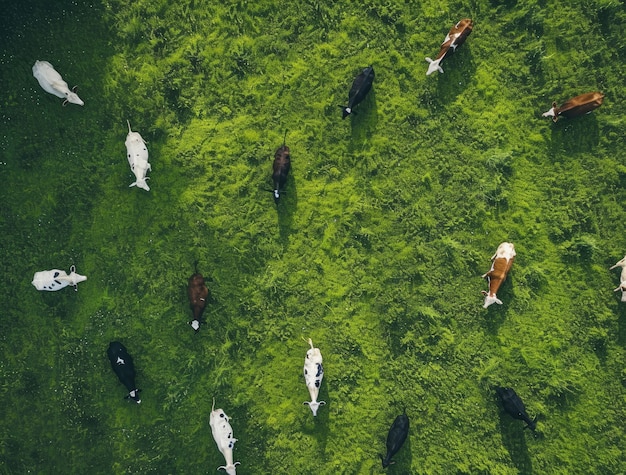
27, 15, 610, 472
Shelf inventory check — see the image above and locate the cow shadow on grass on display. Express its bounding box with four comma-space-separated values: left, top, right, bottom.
276, 173, 298, 245
481, 278, 515, 334
616, 303, 626, 348
497, 408, 534, 475
349, 87, 378, 149
299, 378, 331, 452
434, 47, 476, 105
546, 115, 600, 157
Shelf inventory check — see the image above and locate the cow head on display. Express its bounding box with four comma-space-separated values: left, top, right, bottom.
67, 265, 87, 290
525, 415, 538, 432
303, 400, 326, 416
425, 57, 444, 75
541, 102, 558, 121
125, 389, 141, 404
62, 86, 84, 106
218, 463, 240, 475
481, 290, 502, 308
273, 188, 282, 203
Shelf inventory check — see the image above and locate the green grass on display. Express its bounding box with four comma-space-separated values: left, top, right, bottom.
1, 0, 625, 473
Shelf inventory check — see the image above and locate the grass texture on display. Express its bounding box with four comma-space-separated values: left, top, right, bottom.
1, 0, 625, 473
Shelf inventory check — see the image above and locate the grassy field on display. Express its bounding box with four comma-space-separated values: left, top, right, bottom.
1, 0, 625, 473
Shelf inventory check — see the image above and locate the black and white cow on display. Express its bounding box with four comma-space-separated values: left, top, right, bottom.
210, 399, 240, 475
381, 412, 410, 468
303, 338, 325, 416
340, 66, 375, 119
495, 386, 536, 432
107, 341, 141, 404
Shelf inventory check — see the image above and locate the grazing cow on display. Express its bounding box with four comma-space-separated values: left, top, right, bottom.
187, 263, 209, 331
210, 399, 240, 475
482, 242, 516, 308
495, 386, 537, 432
272, 131, 291, 203
31, 265, 87, 291
340, 66, 375, 119
303, 338, 326, 416
425, 19, 473, 75
610, 255, 626, 301
542, 92, 604, 122
107, 341, 141, 404
380, 412, 410, 468
32, 60, 84, 106
125, 120, 151, 191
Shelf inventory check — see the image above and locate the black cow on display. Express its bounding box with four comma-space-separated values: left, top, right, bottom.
187, 261, 209, 331
340, 66, 375, 119
272, 131, 291, 203
495, 386, 536, 431
107, 341, 141, 403
380, 412, 409, 468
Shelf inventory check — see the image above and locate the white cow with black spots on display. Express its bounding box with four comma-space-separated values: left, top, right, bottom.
303, 338, 325, 416
31, 265, 87, 291
210, 399, 240, 475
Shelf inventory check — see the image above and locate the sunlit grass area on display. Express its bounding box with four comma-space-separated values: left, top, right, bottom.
1, 0, 625, 473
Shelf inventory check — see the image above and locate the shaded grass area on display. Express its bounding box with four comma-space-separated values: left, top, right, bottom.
1, 0, 625, 473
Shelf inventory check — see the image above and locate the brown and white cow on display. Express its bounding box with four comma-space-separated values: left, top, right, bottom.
188, 263, 209, 331
542, 92, 604, 122
481, 242, 516, 308
426, 19, 473, 75
610, 255, 626, 302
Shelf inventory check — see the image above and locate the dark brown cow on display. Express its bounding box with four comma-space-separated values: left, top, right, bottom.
272, 131, 291, 203
426, 18, 473, 75
542, 91, 604, 122
188, 263, 209, 331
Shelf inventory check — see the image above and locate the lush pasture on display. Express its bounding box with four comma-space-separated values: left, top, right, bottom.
1, 0, 625, 473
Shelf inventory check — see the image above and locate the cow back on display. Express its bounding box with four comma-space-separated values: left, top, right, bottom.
107, 341, 137, 391
348, 66, 375, 107
559, 92, 604, 118
272, 146, 291, 188
188, 273, 209, 319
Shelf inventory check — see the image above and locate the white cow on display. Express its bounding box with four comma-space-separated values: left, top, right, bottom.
125, 120, 151, 191
32, 265, 87, 291
209, 399, 240, 475
32, 60, 84, 106
303, 338, 325, 416
610, 255, 626, 301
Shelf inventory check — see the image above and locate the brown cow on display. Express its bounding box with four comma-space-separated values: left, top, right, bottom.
188, 263, 209, 331
542, 92, 604, 122
426, 19, 473, 75
481, 242, 516, 308
272, 131, 291, 203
